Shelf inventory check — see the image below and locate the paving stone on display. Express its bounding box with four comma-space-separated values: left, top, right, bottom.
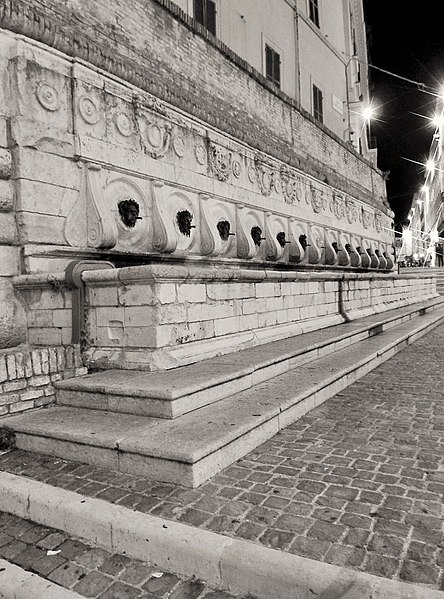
324, 544, 366, 567
57, 538, 90, 560
205, 515, 239, 534
399, 560, 440, 585
119, 560, 156, 586
13, 544, 46, 569
48, 561, 88, 588
169, 579, 206, 599
289, 535, 331, 560
0, 532, 13, 547
75, 547, 113, 569
97, 581, 142, 598
0, 539, 28, 560
74, 570, 113, 597
37, 531, 68, 549
32, 553, 67, 576
259, 528, 295, 550
307, 521, 346, 543
142, 573, 181, 595
100, 554, 132, 576
368, 534, 405, 557
178, 509, 211, 527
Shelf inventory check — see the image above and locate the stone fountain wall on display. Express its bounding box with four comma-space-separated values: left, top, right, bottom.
0, 1, 434, 403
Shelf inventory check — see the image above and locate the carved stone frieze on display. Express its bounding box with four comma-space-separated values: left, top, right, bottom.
232, 159, 242, 179
330, 194, 346, 220
195, 144, 207, 165
79, 96, 100, 124
247, 166, 257, 184
115, 113, 134, 137
362, 209, 374, 230
280, 170, 296, 204
173, 136, 186, 157
142, 95, 168, 116
375, 212, 383, 233
345, 199, 358, 224
310, 186, 325, 213
208, 143, 232, 181
36, 81, 59, 111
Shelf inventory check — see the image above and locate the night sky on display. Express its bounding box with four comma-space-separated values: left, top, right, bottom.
363, 1, 444, 227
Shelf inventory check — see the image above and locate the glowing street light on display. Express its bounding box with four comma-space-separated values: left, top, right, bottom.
362, 106, 375, 122
432, 113, 444, 128
426, 160, 435, 175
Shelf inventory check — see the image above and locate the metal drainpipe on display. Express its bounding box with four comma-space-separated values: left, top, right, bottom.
65, 260, 115, 348
338, 276, 351, 322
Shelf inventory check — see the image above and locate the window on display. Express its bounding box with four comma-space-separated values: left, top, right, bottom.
265, 44, 281, 88
194, 0, 216, 35
308, 0, 320, 27
313, 84, 323, 123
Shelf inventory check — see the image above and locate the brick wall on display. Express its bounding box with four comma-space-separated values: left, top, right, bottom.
0, 345, 86, 417
1, 0, 387, 210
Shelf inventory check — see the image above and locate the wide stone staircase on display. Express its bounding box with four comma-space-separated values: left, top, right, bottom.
2, 296, 444, 488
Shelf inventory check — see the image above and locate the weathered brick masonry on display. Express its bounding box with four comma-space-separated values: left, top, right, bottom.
0, 345, 85, 418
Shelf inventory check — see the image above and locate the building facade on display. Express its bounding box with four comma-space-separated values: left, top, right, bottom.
174, 0, 376, 162
403, 91, 444, 266
0, 0, 434, 423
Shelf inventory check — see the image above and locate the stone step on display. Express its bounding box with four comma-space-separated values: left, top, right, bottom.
3, 301, 444, 488
55, 297, 444, 419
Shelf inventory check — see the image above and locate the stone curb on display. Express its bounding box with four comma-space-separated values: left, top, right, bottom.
0, 558, 83, 599
0, 472, 443, 599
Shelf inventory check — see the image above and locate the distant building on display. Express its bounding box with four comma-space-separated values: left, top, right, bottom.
176, 0, 376, 162
414, 92, 444, 265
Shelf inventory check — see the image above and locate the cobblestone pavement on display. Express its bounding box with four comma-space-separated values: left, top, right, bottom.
0, 510, 239, 599
1, 324, 444, 591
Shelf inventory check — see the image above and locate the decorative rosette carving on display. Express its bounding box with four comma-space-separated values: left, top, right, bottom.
79, 96, 100, 124
208, 143, 232, 181
232, 159, 242, 178
362, 209, 374, 229
345, 199, 358, 224
115, 113, 134, 137
145, 122, 172, 159
195, 144, 207, 165
280, 170, 296, 204
173, 136, 186, 157
310, 186, 325, 213
375, 212, 383, 232
330, 195, 346, 220
36, 81, 59, 111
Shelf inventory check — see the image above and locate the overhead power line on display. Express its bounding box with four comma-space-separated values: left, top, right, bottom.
344, 53, 436, 94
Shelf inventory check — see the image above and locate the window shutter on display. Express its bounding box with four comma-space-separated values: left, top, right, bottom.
194, 0, 204, 25
274, 51, 281, 86
207, 0, 216, 35
266, 45, 273, 80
